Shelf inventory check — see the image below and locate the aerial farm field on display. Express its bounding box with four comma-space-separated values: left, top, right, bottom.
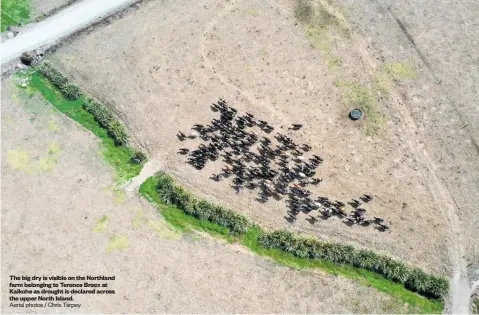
2, 0, 478, 313
49, 0, 457, 275
2, 77, 420, 313
2, 73, 432, 313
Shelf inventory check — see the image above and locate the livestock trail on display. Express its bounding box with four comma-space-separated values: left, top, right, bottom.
177, 98, 390, 231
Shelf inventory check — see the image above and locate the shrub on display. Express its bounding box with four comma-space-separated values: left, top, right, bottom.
155, 172, 250, 234
83, 99, 128, 145
226, 212, 250, 234
156, 173, 176, 204
472, 298, 479, 314
385, 260, 410, 284
106, 120, 127, 145
354, 249, 379, 270
172, 186, 194, 210
194, 200, 215, 221
62, 84, 81, 100
259, 229, 448, 299
258, 229, 295, 250
131, 151, 147, 165
39, 62, 82, 99
20, 52, 34, 66
405, 268, 430, 295
425, 276, 449, 299
84, 100, 114, 129
39, 62, 68, 88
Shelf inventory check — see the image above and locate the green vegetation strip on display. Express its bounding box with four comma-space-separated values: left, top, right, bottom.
139, 172, 444, 313
1, 0, 30, 31
26, 65, 146, 182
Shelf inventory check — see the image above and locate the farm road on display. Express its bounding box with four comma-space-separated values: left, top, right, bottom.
1, 0, 136, 65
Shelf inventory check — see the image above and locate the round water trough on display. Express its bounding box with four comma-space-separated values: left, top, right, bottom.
349, 108, 362, 120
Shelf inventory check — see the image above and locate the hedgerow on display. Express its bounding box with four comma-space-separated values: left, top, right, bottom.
154, 172, 449, 300
36, 62, 148, 172
39, 62, 81, 100
83, 100, 114, 128
39, 62, 68, 88
107, 120, 128, 146
83, 98, 128, 146
156, 172, 250, 234
259, 229, 449, 299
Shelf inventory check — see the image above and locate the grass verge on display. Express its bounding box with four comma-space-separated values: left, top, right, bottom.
335, 80, 386, 136
1, 0, 30, 31
139, 176, 236, 242
25, 70, 144, 182
139, 174, 443, 314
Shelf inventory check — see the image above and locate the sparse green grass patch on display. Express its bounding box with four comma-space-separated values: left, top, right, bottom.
294, 0, 349, 73
306, 24, 332, 53
384, 63, 418, 80
336, 81, 386, 136
1, 0, 30, 31
325, 55, 342, 71
246, 8, 259, 17
93, 215, 108, 233
106, 235, 129, 253
372, 71, 393, 97
131, 210, 147, 229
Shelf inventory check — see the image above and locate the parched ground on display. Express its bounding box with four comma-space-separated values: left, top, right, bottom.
47, 0, 464, 275
1, 77, 410, 313
336, 0, 479, 270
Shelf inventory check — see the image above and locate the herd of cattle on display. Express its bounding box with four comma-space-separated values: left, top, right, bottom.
177, 99, 390, 231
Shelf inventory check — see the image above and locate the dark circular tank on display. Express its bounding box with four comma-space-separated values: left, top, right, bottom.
349, 108, 363, 120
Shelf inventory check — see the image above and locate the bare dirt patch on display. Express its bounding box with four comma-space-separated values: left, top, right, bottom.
332, 0, 479, 310
31, 0, 72, 20
47, 0, 458, 276
1, 77, 410, 313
